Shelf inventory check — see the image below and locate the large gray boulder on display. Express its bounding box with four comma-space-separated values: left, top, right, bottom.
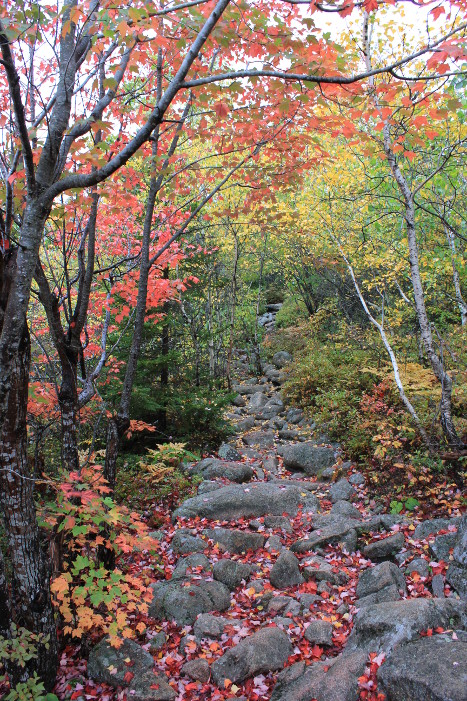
447, 513, 467, 599
148, 577, 231, 626
213, 559, 252, 590
330, 500, 361, 520
270, 550, 304, 589
363, 532, 405, 561
377, 636, 467, 701
356, 561, 407, 606
232, 384, 264, 395
172, 553, 212, 579
291, 516, 360, 553
203, 527, 265, 554
193, 613, 228, 640
217, 443, 243, 460
272, 351, 293, 368
279, 443, 335, 475
302, 555, 347, 586
127, 673, 176, 700
429, 532, 457, 561
189, 458, 253, 483
233, 416, 255, 433
171, 529, 206, 554
346, 598, 467, 654
329, 479, 355, 503
242, 430, 275, 449
87, 638, 153, 688
173, 483, 304, 521
247, 392, 269, 412
270, 651, 367, 701
211, 627, 292, 686
414, 517, 460, 540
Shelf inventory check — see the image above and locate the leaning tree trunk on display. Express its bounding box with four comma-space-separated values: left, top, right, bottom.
362, 4, 464, 449
383, 142, 462, 447
445, 224, 467, 326
0, 250, 58, 690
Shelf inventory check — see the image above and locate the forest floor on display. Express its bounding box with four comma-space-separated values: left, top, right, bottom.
54, 326, 466, 701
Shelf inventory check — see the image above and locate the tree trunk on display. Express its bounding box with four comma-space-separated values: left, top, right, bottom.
58, 351, 80, 472
158, 266, 170, 435
445, 224, 467, 326
207, 279, 216, 378
253, 233, 268, 374
0, 250, 58, 690
362, 12, 462, 448
387, 154, 462, 446
226, 229, 239, 389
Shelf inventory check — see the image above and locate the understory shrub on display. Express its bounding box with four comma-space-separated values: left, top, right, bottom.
275, 296, 309, 329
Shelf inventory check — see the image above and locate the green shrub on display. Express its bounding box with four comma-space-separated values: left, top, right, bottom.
275, 297, 309, 329
0, 626, 58, 701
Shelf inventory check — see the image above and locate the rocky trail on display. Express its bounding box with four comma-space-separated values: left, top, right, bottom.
60, 310, 467, 701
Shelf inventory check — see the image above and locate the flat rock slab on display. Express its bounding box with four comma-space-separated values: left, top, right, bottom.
189, 458, 253, 483
270, 651, 367, 701
247, 392, 269, 412
363, 532, 405, 561
356, 561, 406, 600
87, 638, 153, 688
279, 443, 335, 475
171, 530, 206, 554
329, 479, 355, 503
172, 553, 212, 579
270, 478, 327, 492
242, 430, 275, 449
128, 673, 176, 701
413, 517, 459, 540
429, 532, 457, 561
378, 636, 467, 701
148, 577, 231, 626
203, 527, 265, 554
217, 443, 243, 460
232, 384, 264, 395
173, 483, 305, 521
291, 516, 360, 553
346, 598, 467, 654
211, 626, 292, 686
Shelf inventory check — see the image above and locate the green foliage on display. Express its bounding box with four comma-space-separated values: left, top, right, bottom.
275, 296, 309, 329
116, 444, 201, 510
0, 626, 58, 701
163, 385, 234, 450
2, 675, 58, 701
140, 442, 202, 502
265, 284, 285, 305
39, 465, 154, 644
390, 497, 419, 514
279, 312, 427, 464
